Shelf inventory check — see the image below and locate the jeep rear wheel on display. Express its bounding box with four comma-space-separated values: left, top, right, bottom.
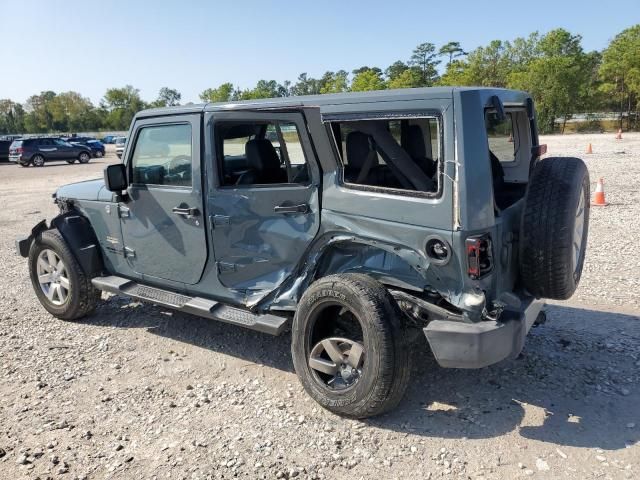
78, 152, 90, 163
519, 157, 590, 300
32, 154, 45, 167
291, 274, 411, 418
28, 229, 101, 320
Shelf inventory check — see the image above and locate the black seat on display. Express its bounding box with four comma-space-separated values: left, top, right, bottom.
404, 125, 436, 178
345, 131, 379, 183
237, 139, 287, 185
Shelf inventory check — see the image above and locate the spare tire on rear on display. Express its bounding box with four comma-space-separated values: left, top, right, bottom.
519, 157, 589, 300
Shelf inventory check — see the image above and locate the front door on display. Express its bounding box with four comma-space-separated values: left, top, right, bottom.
119, 114, 207, 285
207, 110, 320, 295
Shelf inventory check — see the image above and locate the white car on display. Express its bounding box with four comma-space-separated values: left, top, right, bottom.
114, 137, 127, 158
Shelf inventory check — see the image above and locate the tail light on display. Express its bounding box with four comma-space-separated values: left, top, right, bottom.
16, 147, 24, 154
466, 234, 493, 279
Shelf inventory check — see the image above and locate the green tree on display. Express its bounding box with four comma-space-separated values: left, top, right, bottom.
319, 70, 349, 94
351, 69, 386, 92
24, 91, 57, 132
385, 61, 409, 81
101, 85, 146, 130
151, 87, 181, 107
599, 24, 640, 128
438, 42, 466, 66
387, 68, 423, 89
409, 42, 440, 86
237, 80, 289, 100
291, 73, 321, 96
508, 29, 592, 133
0, 99, 26, 133
199, 83, 235, 102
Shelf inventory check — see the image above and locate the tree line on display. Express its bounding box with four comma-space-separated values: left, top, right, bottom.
1, 25, 638, 135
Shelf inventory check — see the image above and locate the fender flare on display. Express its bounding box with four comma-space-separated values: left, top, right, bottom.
17, 213, 104, 277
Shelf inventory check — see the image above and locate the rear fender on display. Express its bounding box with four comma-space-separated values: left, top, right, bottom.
261, 234, 430, 311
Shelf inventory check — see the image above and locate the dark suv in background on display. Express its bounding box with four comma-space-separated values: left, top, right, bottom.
64, 137, 106, 158
9, 138, 93, 167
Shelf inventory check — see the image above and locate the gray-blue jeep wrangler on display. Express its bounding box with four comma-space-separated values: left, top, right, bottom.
17, 87, 589, 418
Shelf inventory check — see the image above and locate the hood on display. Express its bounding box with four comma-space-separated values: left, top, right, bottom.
55, 178, 106, 201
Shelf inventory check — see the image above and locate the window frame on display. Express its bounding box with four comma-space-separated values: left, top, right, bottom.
127, 121, 194, 189
324, 110, 444, 199
214, 118, 312, 189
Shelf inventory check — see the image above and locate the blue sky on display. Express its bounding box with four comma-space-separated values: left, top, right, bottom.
1, 0, 638, 104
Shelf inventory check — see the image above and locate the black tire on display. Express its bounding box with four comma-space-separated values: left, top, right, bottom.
95, 150, 104, 158
32, 154, 45, 167
291, 274, 411, 418
28, 229, 101, 320
66, 159, 75, 164
78, 152, 90, 164
520, 157, 590, 300
19, 160, 31, 167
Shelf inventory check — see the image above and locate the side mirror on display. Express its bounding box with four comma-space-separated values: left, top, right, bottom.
104, 164, 127, 192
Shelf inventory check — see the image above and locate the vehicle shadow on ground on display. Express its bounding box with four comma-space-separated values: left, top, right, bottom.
86, 299, 639, 450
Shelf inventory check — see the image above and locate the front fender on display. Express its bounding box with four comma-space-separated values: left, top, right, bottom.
16, 213, 104, 277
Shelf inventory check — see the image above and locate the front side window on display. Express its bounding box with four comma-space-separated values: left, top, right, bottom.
330, 116, 440, 194
485, 111, 515, 163
131, 124, 192, 187
217, 121, 309, 187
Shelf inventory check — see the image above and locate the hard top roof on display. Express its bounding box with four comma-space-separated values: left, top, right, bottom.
136, 86, 529, 119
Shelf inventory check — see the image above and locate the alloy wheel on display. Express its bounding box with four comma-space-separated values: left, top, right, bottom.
36, 249, 70, 306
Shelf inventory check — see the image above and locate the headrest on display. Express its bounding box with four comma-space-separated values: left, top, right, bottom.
245, 139, 281, 171
346, 131, 377, 169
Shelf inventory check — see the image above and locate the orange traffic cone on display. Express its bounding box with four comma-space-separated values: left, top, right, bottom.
592, 178, 608, 206
615, 128, 622, 140
586, 143, 593, 154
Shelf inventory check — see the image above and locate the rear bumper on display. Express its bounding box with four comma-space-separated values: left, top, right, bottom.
423, 298, 543, 368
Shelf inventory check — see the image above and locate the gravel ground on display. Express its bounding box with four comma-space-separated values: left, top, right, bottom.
0, 135, 639, 480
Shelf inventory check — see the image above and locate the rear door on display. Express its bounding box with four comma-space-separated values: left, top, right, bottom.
37, 138, 58, 159
119, 114, 207, 285
206, 110, 321, 294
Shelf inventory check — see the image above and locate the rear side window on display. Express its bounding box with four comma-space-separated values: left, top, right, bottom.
329, 116, 440, 194
216, 120, 310, 187
130, 124, 192, 187
11, 140, 22, 148
485, 111, 515, 163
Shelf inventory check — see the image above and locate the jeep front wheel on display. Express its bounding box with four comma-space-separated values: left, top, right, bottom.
28, 229, 101, 320
291, 274, 411, 418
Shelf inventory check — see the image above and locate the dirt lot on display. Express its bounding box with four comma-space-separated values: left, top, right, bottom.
1, 135, 639, 480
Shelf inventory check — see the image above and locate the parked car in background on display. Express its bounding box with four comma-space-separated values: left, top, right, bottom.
9, 137, 93, 166
115, 136, 126, 158
101, 135, 119, 144
0, 139, 13, 161
66, 137, 106, 158
86, 140, 106, 158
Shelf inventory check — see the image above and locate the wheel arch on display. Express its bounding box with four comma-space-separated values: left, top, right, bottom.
18, 212, 105, 277
50, 212, 104, 277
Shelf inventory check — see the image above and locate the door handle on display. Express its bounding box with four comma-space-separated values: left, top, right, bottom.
274, 203, 310, 214
172, 206, 199, 218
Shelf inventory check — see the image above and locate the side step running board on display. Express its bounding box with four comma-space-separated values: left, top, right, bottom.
91, 275, 288, 335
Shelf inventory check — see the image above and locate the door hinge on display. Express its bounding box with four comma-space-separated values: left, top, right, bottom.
217, 262, 236, 273
118, 205, 130, 218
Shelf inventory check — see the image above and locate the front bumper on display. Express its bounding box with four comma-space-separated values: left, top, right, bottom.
423, 298, 543, 368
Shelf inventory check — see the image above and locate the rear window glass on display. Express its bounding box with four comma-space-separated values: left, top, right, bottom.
11, 141, 22, 148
